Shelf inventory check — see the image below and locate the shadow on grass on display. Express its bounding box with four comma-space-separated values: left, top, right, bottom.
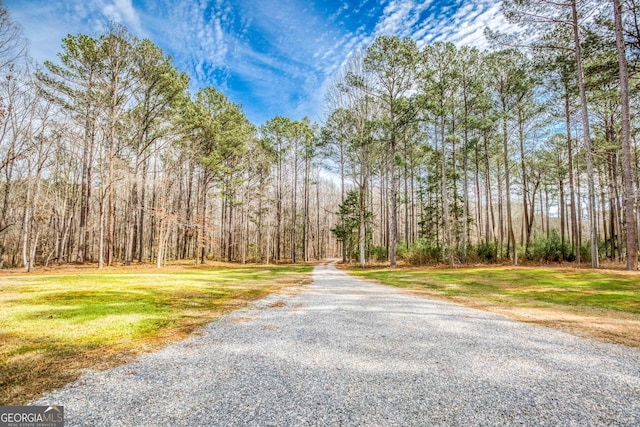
0, 264, 313, 405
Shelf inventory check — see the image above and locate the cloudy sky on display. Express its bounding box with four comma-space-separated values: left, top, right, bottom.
5, 0, 506, 125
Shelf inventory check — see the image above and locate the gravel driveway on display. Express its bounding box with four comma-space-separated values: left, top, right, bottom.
36, 263, 640, 426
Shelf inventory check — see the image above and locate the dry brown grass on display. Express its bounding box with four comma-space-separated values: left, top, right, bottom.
348, 264, 640, 348
403, 287, 640, 347
0, 263, 312, 405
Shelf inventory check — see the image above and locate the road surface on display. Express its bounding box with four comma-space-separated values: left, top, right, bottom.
36, 263, 640, 426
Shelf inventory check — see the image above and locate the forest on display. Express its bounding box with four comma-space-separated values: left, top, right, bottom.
1, 0, 639, 271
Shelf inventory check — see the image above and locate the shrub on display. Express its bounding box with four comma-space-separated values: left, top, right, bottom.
474, 241, 497, 262
369, 245, 387, 262
399, 239, 441, 265
580, 240, 608, 263
528, 230, 572, 262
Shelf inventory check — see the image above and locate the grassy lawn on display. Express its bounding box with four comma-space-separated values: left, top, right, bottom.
349, 266, 640, 313
0, 263, 312, 405
348, 265, 640, 345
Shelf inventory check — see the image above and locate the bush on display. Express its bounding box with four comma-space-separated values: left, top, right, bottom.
396, 241, 408, 260
528, 230, 572, 262
399, 239, 441, 265
580, 240, 608, 263
369, 245, 387, 262
474, 241, 497, 262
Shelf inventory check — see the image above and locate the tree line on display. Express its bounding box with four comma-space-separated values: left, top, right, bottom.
0, 9, 341, 271
325, 0, 640, 271
1, 0, 639, 271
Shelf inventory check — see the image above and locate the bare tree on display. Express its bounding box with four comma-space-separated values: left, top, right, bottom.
0, 3, 26, 71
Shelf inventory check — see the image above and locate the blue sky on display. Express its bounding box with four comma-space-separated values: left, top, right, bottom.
5, 0, 506, 125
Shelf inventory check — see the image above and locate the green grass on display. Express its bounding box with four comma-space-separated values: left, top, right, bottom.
348, 266, 640, 314
0, 263, 312, 405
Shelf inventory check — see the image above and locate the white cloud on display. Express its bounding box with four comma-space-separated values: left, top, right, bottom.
429, 0, 506, 48
5, 0, 511, 126
150, 0, 231, 87
333, 0, 506, 71
308, 0, 508, 124
5, 0, 151, 66
372, 0, 433, 38
102, 0, 143, 34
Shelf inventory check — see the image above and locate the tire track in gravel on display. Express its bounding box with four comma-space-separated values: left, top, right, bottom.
35, 263, 640, 426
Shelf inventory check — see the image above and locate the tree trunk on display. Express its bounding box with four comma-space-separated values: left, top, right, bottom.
614, 0, 638, 269
200, 175, 208, 264
77, 69, 97, 263
611, 152, 624, 262
475, 138, 482, 244
390, 138, 398, 267
227, 192, 234, 262
545, 186, 550, 238
21, 161, 33, 271
276, 138, 283, 263
303, 150, 310, 262
502, 100, 517, 265
340, 142, 346, 263
291, 139, 298, 263
403, 133, 409, 249
98, 192, 106, 269
124, 155, 140, 265
359, 148, 368, 268
560, 179, 566, 249
571, 0, 598, 267
440, 114, 453, 267
564, 90, 579, 262
241, 184, 248, 264
518, 109, 530, 256
484, 131, 494, 245
106, 63, 120, 267
316, 168, 321, 260
181, 161, 193, 259
462, 126, 469, 264
497, 157, 504, 258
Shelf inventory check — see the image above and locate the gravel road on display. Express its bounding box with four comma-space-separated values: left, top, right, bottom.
35, 263, 640, 426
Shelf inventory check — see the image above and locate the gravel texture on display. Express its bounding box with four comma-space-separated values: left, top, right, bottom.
35, 263, 640, 426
